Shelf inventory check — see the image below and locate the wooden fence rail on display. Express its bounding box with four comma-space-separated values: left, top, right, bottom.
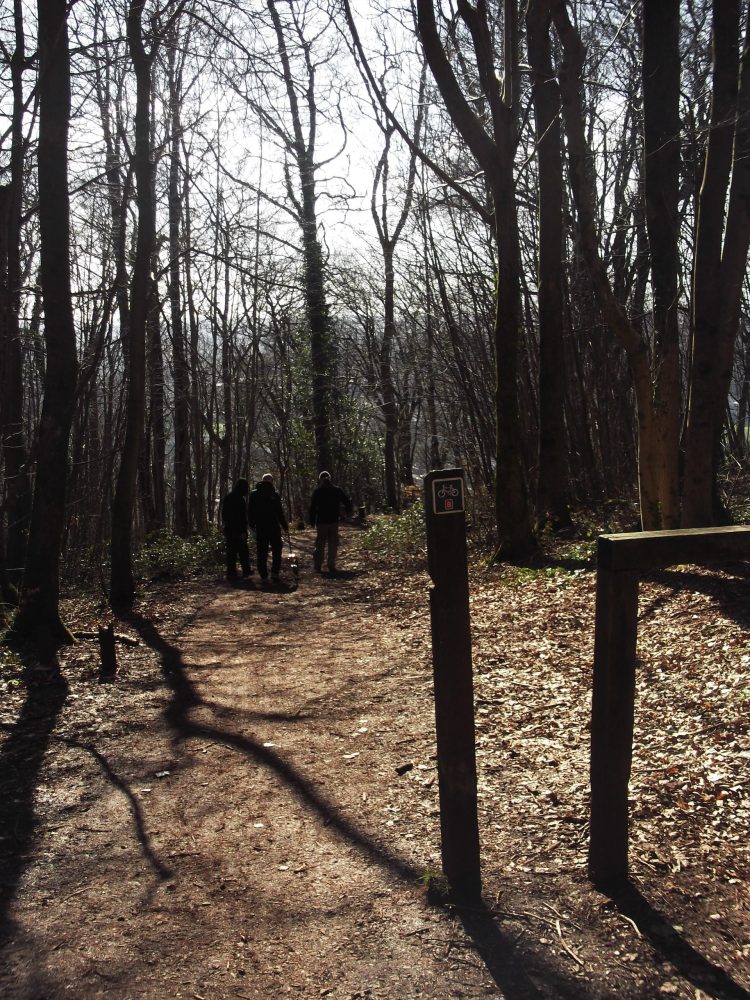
589, 526, 750, 886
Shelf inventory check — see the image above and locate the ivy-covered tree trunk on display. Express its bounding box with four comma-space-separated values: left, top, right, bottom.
268, 0, 334, 473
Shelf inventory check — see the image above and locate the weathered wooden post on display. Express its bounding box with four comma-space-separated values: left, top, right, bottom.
588, 526, 750, 887
424, 468, 481, 900
588, 546, 639, 886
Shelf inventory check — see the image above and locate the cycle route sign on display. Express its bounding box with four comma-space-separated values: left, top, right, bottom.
431, 475, 464, 515
423, 467, 481, 899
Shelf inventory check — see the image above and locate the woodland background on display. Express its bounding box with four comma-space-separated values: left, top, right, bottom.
2, 0, 750, 651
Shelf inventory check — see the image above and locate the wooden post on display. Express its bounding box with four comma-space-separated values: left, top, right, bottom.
98, 624, 117, 683
424, 469, 481, 900
588, 559, 639, 885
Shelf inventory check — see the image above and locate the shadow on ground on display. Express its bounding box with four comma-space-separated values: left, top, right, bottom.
119, 607, 612, 999
0, 658, 67, 948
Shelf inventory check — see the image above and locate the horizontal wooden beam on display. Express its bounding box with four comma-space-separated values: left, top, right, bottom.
597, 525, 750, 572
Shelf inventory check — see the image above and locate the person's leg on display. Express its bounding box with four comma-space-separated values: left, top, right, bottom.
327, 523, 340, 572
238, 536, 252, 576
225, 534, 238, 577
257, 531, 270, 578
314, 524, 326, 572
270, 531, 282, 577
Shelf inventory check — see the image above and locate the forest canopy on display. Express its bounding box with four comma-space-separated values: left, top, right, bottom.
2, 0, 750, 640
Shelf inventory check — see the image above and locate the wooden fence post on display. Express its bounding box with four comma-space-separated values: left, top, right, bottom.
424, 469, 481, 900
588, 560, 639, 885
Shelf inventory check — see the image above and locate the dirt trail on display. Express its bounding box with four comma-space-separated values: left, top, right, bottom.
4, 536, 748, 999
0, 553, 505, 999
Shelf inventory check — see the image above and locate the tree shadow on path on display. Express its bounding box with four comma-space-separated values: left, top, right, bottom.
0, 658, 67, 949
608, 881, 750, 1000
121, 606, 603, 1000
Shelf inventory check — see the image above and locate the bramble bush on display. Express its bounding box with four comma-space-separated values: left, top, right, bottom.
359, 502, 426, 559
134, 529, 221, 580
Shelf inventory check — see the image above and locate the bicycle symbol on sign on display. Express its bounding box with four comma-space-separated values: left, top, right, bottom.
432, 476, 464, 514
437, 483, 460, 499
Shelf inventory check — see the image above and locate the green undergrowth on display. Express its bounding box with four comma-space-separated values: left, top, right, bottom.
359, 503, 427, 560
134, 528, 222, 581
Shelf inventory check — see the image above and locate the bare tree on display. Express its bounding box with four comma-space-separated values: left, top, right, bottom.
12, 0, 78, 649
416, 0, 537, 558
0, 0, 33, 600
110, 0, 160, 605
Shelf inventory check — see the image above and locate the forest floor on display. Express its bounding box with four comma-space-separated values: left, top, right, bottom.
0, 520, 749, 999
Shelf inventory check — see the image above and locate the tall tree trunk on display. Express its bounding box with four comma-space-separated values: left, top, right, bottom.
168, 32, 191, 537
182, 153, 207, 533
145, 266, 166, 530
527, 0, 572, 532
683, 0, 741, 526
643, 0, 681, 528
417, 0, 536, 558
0, 0, 33, 599
110, 0, 154, 605
371, 93, 423, 510
12, 0, 78, 649
551, 0, 667, 529
268, 0, 334, 473
380, 240, 399, 510
715, 9, 750, 492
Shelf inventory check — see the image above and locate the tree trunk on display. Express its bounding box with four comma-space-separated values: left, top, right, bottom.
110, 0, 154, 605
715, 9, 750, 493
168, 34, 191, 537
551, 0, 667, 529
0, 0, 33, 598
643, 0, 681, 528
12, 0, 78, 650
182, 154, 207, 533
380, 240, 399, 510
147, 266, 166, 530
268, 0, 334, 473
683, 0, 741, 526
416, 0, 536, 558
526, 0, 572, 532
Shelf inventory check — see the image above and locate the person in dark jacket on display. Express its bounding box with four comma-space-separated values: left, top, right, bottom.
248, 473, 289, 582
221, 478, 252, 579
308, 471, 352, 574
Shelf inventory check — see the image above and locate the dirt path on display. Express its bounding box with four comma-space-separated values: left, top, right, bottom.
0, 553, 506, 999
2, 532, 749, 999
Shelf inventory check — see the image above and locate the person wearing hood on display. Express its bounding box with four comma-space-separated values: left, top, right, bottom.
308, 471, 352, 574
248, 473, 289, 583
220, 478, 252, 580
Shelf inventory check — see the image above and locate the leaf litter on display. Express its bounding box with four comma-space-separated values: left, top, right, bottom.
0, 529, 747, 998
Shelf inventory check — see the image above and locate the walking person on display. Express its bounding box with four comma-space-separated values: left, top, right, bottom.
220, 478, 252, 580
309, 471, 353, 574
248, 473, 289, 583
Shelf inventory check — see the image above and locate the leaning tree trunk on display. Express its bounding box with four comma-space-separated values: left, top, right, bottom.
110, 0, 154, 605
11, 0, 78, 650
